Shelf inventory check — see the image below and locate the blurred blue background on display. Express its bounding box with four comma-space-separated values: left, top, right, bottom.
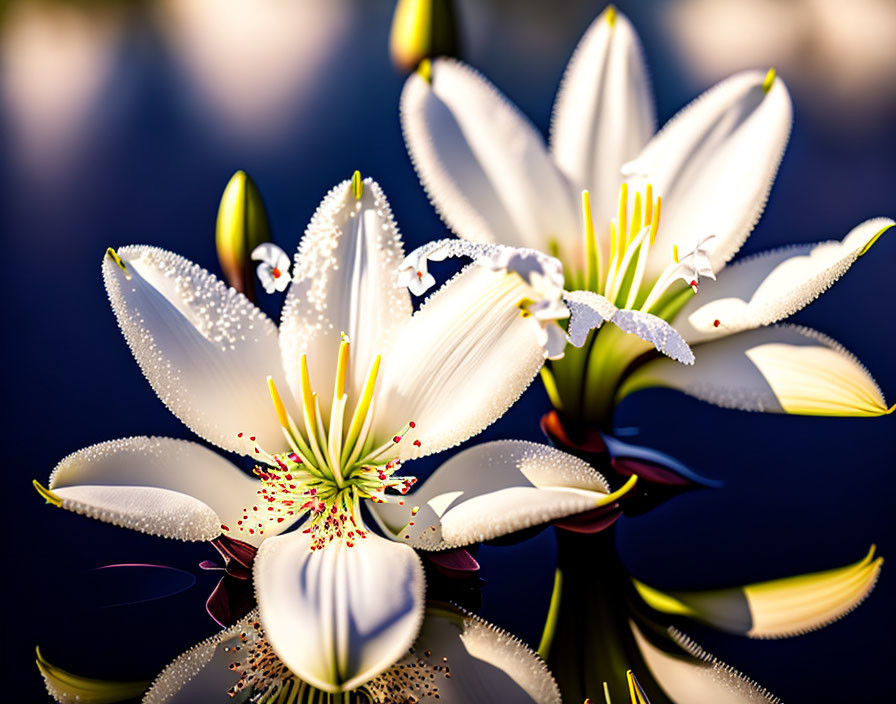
3, 0, 893, 700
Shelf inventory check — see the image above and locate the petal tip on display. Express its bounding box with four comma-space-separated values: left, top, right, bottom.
351, 170, 364, 199
105, 247, 130, 278
762, 67, 776, 94
33, 479, 62, 507
858, 222, 893, 256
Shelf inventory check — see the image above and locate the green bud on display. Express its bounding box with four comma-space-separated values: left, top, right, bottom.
215, 170, 271, 301
389, 0, 460, 74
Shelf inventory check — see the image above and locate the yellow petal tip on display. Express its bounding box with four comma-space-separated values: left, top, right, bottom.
417, 57, 432, 83
33, 480, 62, 507
762, 67, 776, 94
351, 170, 364, 200
885, 403, 895, 415
604, 5, 617, 26
858, 223, 893, 256
105, 247, 127, 272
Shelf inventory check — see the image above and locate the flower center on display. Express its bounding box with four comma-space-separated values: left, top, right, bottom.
225, 336, 418, 549
579, 183, 714, 315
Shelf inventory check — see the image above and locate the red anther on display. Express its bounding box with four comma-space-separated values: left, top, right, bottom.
393, 435, 402, 443
413, 440, 421, 447
248, 529, 255, 534
221, 524, 230, 531
409, 421, 416, 428
713, 319, 721, 328
272, 268, 281, 278
250, 436, 256, 441
277, 517, 284, 523
690, 280, 697, 287
237, 432, 243, 438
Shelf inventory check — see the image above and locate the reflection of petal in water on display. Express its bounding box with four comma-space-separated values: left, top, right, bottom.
159, 0, 352, 139
89, 563, 197, 608
0, 1, 122, 175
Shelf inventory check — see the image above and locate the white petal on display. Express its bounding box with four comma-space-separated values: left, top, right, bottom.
279, 177, 413, 417
544, 322, 569, 361
634, 545, 884, 640
254, 529, 425, 693
376, 266, 547, 459
674, 218, 894, 343
104, 246, 290, 455
371, 605, 560, 704
620, 325, 891, 416
401, 58, 579, 255
368, 440, 610, 550
144, 611, 259, 704
565, 290, 694, 364
632, 623, 780, 704
47, 436, 290, 545
251, 242, 288, 268
550, 8, 654, 234
625, 70, 792, 280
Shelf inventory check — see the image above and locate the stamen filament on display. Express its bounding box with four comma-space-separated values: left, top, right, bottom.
629, 191, 641, 243
342, 354, 381, 465
582, 191, 602, 292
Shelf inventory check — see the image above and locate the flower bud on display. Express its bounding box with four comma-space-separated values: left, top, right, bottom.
215, 170, 271, 300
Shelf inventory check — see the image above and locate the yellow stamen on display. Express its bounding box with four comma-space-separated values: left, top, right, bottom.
643, 184, 653, 226
516, 296, 535, 318
608, 221, 618, 270
617, 182, 628, 258
672, 244, 679, 263
299, 355, 317, 431
627, 671, 638, 703
629, 191, 641, 243
335, 335, 350, 400
343, 354, 381, 465
649, 196, 661, 244
267, 376, 290, 429
603, 682, 612, 704
33, 480, 62, 507
582, 190, 600, 292
417, 57, 432, 83
762, 67, 776, 94
351, 170, 364, 200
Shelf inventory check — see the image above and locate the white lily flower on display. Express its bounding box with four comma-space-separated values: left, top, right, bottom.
37, 172, 620, 695
251, 241, 292, 293
622, 218, 894, 416
401, 238, 694, 365
137, 606, 561, 704
400, 5, 891, 425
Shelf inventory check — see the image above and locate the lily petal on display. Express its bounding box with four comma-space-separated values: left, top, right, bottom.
103, 246, 291, 455
632, 623, 780, 704
368, 440, 610, 550
401, 58, 579, 255
376, 266, 548, 459
674, 218, 894, 343
144, 611, 261, 704
254, 529, 425, 693
550, 7, 654, 237
45, 436, 289, 545
623, 70, 792, 280
565, 290, 694, 364
619, 325, 891, 416
375, 604, 561, 703
36, 647, 148, 704
634, 545, 883, 639
279, 176, 413, 417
